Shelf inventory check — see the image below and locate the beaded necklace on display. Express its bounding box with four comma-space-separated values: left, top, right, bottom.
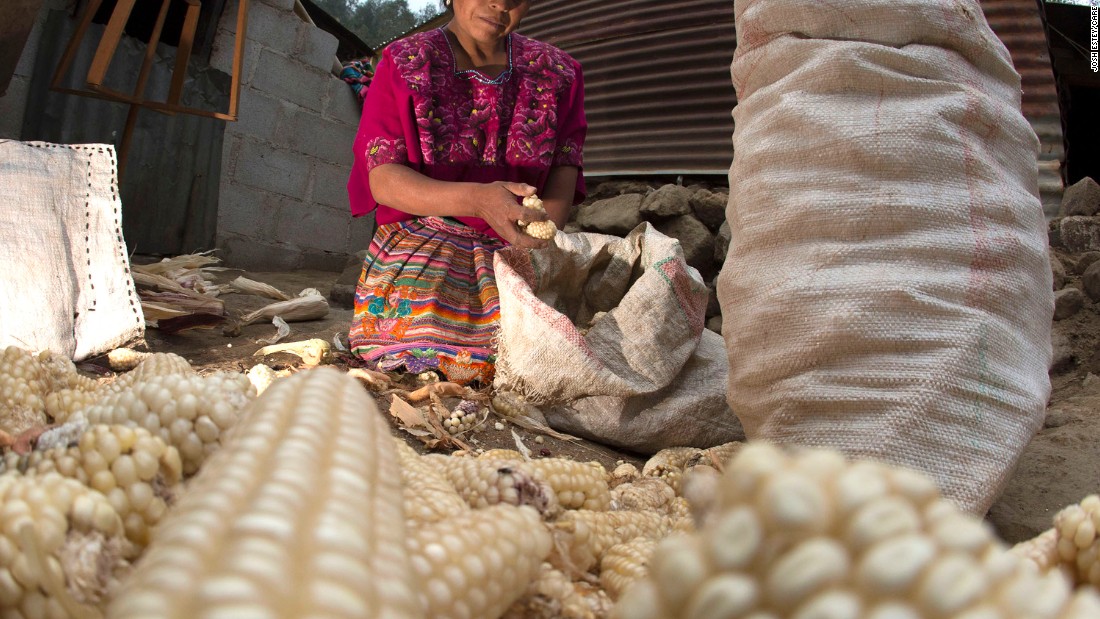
438, 28, 514, 86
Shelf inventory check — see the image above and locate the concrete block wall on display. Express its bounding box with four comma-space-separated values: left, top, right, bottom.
0, 0, 68, 139
211, 0, 373, 272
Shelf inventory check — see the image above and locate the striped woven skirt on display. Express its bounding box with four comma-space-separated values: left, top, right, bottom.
349, 217, 505, 385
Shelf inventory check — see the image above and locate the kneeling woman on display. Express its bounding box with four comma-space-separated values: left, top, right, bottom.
346, 0, 586, 385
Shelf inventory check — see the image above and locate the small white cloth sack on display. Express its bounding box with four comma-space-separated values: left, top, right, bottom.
718, 0, 1052, 514
0, 141, 144, 360
493, 224, 744, 452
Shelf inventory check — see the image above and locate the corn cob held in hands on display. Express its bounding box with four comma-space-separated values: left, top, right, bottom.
517, 194, 558, 240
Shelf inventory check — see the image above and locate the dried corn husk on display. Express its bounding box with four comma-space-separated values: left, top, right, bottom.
239, 295, 329, 326
131, 272, 225, 315
254, 338, 331, 366
140, 302, 191, 321
229, 276, 290, 301
258, 316, 291, 346
131, 252, 220, 276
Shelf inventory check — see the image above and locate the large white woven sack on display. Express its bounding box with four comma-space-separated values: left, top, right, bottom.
494, 224, 743, 451
717, 0, 1052, 514
0, 141, 144, 360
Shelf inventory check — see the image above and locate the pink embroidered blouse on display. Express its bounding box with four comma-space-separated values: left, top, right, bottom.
347, 28, 587, 240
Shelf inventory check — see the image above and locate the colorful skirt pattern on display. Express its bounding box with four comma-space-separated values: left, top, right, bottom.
349, 217, 505, 385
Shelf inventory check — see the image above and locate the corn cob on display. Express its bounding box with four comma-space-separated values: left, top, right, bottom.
503, 562, 613, 619
106, 349, 149, 373
394, 439, 469, 525
641, 447, 703, 495
601, 538, 658, 601
3, 424, 182, 547
684, 441, 743, 471
517, 194, 558, 240
611, 478, 677, 514
36, 351, 98, 393
491, 391, 545, 422
406, 504, 550, 619
422, 455, 560, 517
1012, 527, 1065, 576
613, 442, 1100, 619
478, 449, 526, 462
0, 472, 134, 616
1013, 494, 1100, 588
609, 463, 640, 489
73, 372, 254, 475
527, 458, 611, 511
245, 363, 278, 396
107, 367, 422, 619
679, 465, 720, 526
552, 510, 673, 574
45, 353, 196, 423
443, 399, 482, 435
1, 346, 50, 435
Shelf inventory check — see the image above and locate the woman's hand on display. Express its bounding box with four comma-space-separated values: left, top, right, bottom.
471, 182, 551, 249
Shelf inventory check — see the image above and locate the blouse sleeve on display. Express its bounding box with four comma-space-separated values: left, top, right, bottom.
553, 60, 587, 204
347, 49, 415, 217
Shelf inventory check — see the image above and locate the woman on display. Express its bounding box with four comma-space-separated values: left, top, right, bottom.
346, 0, 586, 385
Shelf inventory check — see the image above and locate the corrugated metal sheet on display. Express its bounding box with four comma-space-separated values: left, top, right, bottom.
979, 0, 1060, 120
518, 0, 736, 177
20, 9, 226, 255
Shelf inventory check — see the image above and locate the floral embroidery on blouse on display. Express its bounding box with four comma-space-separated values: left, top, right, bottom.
364, 137, 408, 170
387, 30, 580, 167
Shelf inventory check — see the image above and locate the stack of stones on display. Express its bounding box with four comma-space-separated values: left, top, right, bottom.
565, 180, 731, 334
1045, 176, 1100, 374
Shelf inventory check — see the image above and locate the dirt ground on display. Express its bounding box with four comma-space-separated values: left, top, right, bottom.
130, 267, 645, 472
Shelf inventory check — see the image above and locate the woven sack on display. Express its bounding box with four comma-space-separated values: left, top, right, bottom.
717, 0, 1052, 514
0, 141, 144, 360
493, 223, 743, 452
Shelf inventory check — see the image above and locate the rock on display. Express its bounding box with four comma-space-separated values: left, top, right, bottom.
1075, 251, 1100, 275
328, 250, 369, 309
1053, 287, 1085, 320
714, 221, 731, 266
1055, 217, 1100, 253
586, 180, 654, 202
706, 314, 723, 334
1060, 176, 1100, 217
690, 189, 728, 230
705, 280, 720, 318
1083, 262, 1100, 302
654, 214, 715, 275
640, 184, 693, 219
576, 194, 644, 236
1050, 250, 1067, 290
1050, 325, 1075, 374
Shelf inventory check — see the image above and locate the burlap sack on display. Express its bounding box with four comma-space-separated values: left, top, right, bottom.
0, 141, 144, 360
718, 0, 1052, 514
493, 223, 743, 452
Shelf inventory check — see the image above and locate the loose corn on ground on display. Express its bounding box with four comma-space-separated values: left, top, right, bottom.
2, 425, 183, 547
406, 504, 551, 619
526, 458, 611, 511
0, 472, 133, 617
443, 400, 481, 435
503, 562, 613, 619
423, 455, 560, 517
614, 442, 1100, 619
601, 537, 658, 601
641, 447, 703, 495
1, 346, 51, 435
395, 439, 469, 526
610, 478, 677, 515
552, 510, 673, 575
108, 368, 421, 619
45, 353, 196, 423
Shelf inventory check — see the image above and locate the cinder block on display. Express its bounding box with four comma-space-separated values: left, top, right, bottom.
251, 48, 330, 114
13, 7, 47, 76
258, 0, 297, 12
216, 181, 285, 238
217, 233, 303, 271
294, 22, 339, 73
347, 212, 377, 251
301, 249, 349, 272
233, 139, 311, 199
209, 32, 261, 84
324, 77, 363, 125
225, 87, 284, 142
309, 159, 352, 210
282, 109, 355, 164
272, 200, 352, 253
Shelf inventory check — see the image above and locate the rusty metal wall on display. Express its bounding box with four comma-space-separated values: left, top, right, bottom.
19, 8, 227, 255
979, 0, 1060, 120
518, 0, 737, 177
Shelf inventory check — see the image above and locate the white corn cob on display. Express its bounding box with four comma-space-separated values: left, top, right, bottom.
685, 441, 744, 471
613, 442, 1100, 619
611, 478, 677, 515
642, 447, 703, 495
443, 399, 481, 435
45, 353, 195, 423
609, 463, 641, 489
423, 455, 560, 517
36, 350, 98, 393
517, 194, 558, 239
394, 439, 469, 526
1, 346, 51, 435
503, 562, 613, 619
601, 538, 658, 601
1013, 494, 1100, 588
552, 510, 673, 574
74, 372, 254, 475
106, 349, 149, 373
245, 363, 278, 396
478, 448, 527, 461
406, 504, 550, 619
526, 458, 611, 511
3, 424, 182, 547
0, 472, 134, 616
107, 367, 422, 619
